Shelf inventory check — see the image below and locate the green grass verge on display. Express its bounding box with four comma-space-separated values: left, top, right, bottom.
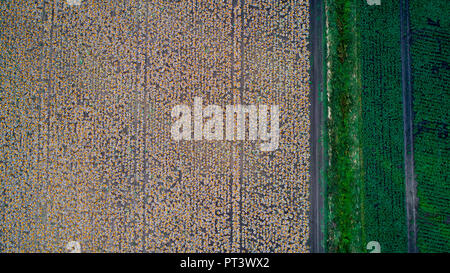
324, 0, 363, 252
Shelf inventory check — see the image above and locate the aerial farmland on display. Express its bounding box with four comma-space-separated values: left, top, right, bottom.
0, 0, 448, 256
0, 0, 311, 253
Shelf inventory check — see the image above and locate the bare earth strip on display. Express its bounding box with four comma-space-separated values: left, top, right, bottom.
400, 0, 418, 253
309, 0, 324, 253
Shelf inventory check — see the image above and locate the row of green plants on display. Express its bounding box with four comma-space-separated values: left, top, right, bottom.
324, 0, 449, 253
409, 0, 450, 253
356, 1, 408, 252
325, 0, 411, 252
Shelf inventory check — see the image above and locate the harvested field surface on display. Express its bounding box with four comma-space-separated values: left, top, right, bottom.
0, 0, 311, 252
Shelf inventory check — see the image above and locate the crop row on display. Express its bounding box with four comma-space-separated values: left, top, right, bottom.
409, 0, 450, 253
357, 0, 408, 253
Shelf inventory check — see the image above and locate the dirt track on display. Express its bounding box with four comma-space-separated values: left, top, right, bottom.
309, 0, 325, 253
400, 0, 418, 253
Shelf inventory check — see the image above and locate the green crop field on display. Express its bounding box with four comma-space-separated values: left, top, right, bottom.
357, 0, 408, 253
324, 0, 409, 253
325, 0, 449, 253
409, 0, 450, 253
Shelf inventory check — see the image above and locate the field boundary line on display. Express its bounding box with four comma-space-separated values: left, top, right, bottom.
400, 0, 418, 253
309, 0, 325, 253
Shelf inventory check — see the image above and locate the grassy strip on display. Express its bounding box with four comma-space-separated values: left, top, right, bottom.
324, 0, 363, 252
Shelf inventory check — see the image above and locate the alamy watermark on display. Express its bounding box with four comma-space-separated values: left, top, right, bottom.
67, 0, 82, 6
366, 0, 381, 5
171, 97, 279, 152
